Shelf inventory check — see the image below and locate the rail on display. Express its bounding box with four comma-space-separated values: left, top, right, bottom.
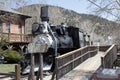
99, 45, 111, 52
55, 46, 98, 80
1, 33, 33, 43
101, 44, 117, 68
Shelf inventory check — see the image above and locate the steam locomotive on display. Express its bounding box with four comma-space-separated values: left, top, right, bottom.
20, 6, 90, 74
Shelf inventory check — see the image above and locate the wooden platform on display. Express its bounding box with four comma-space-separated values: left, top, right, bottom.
59, 51, 105, 80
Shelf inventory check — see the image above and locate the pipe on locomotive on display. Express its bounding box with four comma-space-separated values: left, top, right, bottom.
41, 6, 58, 56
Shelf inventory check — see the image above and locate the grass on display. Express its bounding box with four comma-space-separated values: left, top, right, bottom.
0, 64, 16, 74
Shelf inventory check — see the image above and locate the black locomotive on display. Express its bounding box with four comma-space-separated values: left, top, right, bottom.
20, 6, 90, 74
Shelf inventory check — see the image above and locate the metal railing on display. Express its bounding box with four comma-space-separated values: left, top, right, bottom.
55, 46, 98, 80
101, 44, 117, 68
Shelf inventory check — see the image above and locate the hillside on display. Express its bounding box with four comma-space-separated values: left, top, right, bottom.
17, 4, 120, 45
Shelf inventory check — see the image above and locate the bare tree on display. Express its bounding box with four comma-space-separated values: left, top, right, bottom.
86, 0, 120, 44
87, 0, 120, 22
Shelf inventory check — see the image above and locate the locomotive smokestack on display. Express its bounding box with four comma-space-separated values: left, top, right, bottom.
41, 6, 58, 57
41, 6, 49, 22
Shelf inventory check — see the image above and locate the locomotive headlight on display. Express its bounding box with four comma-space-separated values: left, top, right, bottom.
33, 34, 53, 48
28, 35, 48, 53
28, 34, 53, 53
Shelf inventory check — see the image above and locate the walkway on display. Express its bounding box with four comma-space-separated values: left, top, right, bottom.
59, 51, 105, 80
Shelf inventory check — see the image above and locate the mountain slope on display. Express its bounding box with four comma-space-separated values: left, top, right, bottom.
17, 4, 120, 45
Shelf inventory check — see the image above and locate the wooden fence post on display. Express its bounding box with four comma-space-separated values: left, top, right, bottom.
101, 57, 104, 68
28, 53, 35, 80
36, 53, 43, 80
15, 64, 20, 80
56, 58, 59, 80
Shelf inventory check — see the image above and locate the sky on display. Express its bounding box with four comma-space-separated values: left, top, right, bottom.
47, 0, 91, 14
0, 0, 115, 21
12, 0, 92, 14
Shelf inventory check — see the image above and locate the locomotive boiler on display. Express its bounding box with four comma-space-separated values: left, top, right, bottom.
20, 6, 90, 74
